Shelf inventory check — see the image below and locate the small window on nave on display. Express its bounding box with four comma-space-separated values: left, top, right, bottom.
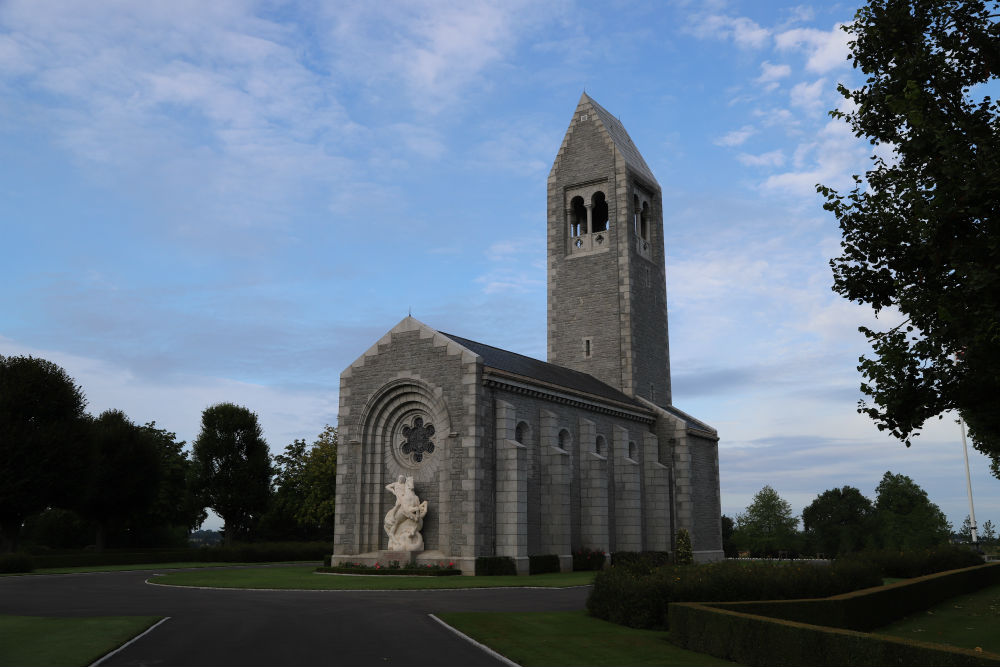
515, 421, 528, 444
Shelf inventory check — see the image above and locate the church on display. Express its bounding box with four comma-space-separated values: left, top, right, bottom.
332, 94, 724, 574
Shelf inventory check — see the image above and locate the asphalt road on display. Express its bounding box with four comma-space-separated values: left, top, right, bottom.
0, 566, 590, 666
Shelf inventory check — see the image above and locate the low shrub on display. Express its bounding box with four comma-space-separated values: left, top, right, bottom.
28, 541, 331, 569
674, 529, 693, 565
529, 554, 561, 575
475, 556, 516, 576
573, 548, 606, 571
610, 551, 671, 574
588, 559, 882, 630
0, 553, 34, 573
840, 545, 983, 578
318, 564, 461, 576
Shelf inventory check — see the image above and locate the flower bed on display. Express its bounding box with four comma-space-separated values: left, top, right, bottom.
317, 561, 461, 576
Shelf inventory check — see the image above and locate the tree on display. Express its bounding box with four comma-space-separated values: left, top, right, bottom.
733, 485, 799, 556
873, 471, 950, 549
720, 514, 737, 557
817, 0, 1000, 476
259, 425, 337, 540
77, 410, 162, 551
981, 519, 997, 545
0, 355, 88, 552
802, 486, 875, 556
192, 403, 271, 546
134, 422, 206, 546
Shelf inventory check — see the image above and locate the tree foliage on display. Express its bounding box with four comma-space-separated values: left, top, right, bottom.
192, 403, 271, 546
818, 0, 1000, 475
734, 485, 799, 556
873, 471, 951, 549
0, 355, 88, 552
260, 425, 337, 540
802, 486, 874, 555
76, 410, 162, 551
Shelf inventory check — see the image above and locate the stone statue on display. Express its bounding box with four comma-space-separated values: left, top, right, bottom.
384, 475, 428, 551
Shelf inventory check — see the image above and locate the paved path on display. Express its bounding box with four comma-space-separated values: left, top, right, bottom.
0, 566, 589, 666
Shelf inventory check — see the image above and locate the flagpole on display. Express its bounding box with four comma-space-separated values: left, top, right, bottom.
959, 415, 978, 544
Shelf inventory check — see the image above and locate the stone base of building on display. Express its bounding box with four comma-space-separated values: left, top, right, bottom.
693, 549, 726, 563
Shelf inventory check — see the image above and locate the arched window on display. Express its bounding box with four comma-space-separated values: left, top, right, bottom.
570, 196, 587, 237
595, 434, 606, 456
591, 192, 609, 232
628, 440, 638, 461
640, 201, 649, 241
515, 421, 528, 444
558, 428, 571, 451
633, 194, 640, 235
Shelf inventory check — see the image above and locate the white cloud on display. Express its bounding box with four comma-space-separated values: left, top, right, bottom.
714, 125, 756, 147
689, 14, 770, 49
789, 78, 828, 111
775, 24, 851, 73
761, 116, 866, 197
757, 61, 791, 84
737, 150, 785, 167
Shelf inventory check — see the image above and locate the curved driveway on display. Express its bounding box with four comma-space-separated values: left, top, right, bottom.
0, 566, 589, 666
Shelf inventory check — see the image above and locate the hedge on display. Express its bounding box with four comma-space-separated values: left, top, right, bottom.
475, 556, 517, 576
587, 559, 881, 629
529, 554, 561, 575
26, 541, 331, 569
840, 545, 984, 579
0, 553, 34, 573
573, 548, 606, 571
669, 601, 1000, 667
316, 566, 461, 576
708, 562, 1000, 632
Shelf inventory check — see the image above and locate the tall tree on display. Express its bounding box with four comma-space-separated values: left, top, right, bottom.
136, 422, 206, 546
77, 410, 162, 551
734, 485, 799, 556
192, 403, 271, 546
259, 425, 337, 541
873, 471, 951, 549
0, 356, 88, 552
802, 486, 874, 556
818, 0, 1000, 476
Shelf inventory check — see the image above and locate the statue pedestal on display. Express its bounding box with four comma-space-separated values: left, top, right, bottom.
332, 550, 418, 568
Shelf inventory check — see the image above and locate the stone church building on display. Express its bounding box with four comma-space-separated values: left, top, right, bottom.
333, 94, 723, 574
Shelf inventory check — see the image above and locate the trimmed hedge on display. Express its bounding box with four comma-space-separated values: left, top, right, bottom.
609, 550, 671, 573
529, 554, 561, 575
573, 548, 606, 571
840, 545, 983, 579
0, 553, 34, 573
475, 556, 517, 576
709, 562, 1000, 632
316, 566, 461, 576
27, 541, 331, 569
670, 601, 1000, 667
588, 559, 882, 629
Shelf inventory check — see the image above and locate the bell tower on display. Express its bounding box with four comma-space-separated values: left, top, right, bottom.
546, 93, 671, 406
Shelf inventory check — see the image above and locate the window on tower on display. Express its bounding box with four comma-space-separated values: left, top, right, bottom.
570, 196, 587, 237
591, 192, 609, 232
640, 201, 649, 241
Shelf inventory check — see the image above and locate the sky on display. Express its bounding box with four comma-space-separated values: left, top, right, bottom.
1, 0, 995, 535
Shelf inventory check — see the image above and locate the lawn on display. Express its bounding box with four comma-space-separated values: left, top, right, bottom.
876, 583, 1000, 654
437, 610, 739, 666
155, 566, 596, 590
0, 615, 161, 667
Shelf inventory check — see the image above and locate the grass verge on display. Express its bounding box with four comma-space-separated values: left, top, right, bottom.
436, 610, 739, 666
155, 566, 595, 590
876, 582, 1000, 654
0, 615, 161, 667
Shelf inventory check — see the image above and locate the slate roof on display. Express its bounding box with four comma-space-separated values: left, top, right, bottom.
440, 332, 647, 411
585, 93, 659, 188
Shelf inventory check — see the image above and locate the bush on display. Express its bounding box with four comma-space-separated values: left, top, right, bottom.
0, 553, 34, 573
28, 541, 331, 569
610, 551, 671, 574
840, 545, 983, 578
573, 548, 606, 571
529, 554, 561, 575
675, 529, 693, 565
318, 565, 460, 576
588, 560, 882, 630
475, 556, 516, 576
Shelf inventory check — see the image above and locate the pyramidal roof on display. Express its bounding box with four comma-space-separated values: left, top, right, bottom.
581, 93, 659, 187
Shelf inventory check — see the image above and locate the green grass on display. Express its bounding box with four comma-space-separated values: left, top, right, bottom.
0, 615, 161, 667
156, 566, 596, 590
876, 583, 1000, 654
437, 610, 739, 666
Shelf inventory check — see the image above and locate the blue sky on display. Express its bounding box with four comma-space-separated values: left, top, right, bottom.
1, 0, 994, 534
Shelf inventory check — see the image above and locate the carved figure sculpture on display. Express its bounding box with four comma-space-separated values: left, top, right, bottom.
384, 475, 428, 551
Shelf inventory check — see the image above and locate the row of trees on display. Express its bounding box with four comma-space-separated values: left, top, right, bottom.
724, 471, 981, 557
0, 355, 337, 552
